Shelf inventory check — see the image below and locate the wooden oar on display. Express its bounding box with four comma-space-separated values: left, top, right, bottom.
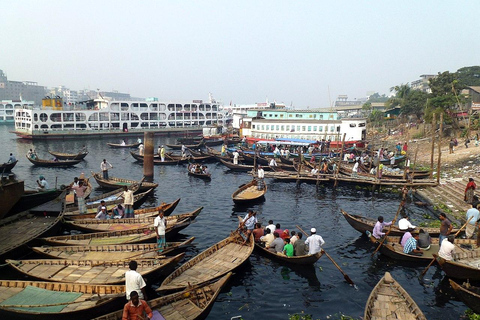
420, 257, 437, 278
296, 225, 355, 286
371, 200, 405, 257
454, 216, 473, 237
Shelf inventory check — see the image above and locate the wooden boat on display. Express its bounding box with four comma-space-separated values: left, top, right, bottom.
0, 194, 65, 261
48, 150, 89, 160
364, 272, 426, 320
0, 175, 24, 219
236, 216, 322, 265
203, 138, 224, 146
6, 254, 185, 285
279, 156, 294, 165
91, 171, 158, 191
159, 232, 254, 292
106, 142, 141, 148
449, 279, 480, 314
130, 151, 189, 165
0, 160, 18, 172
241, 153, 270, 166
188, 170, 211, 180
26, 155, 82, 167
232, 179, 267, 204
340, 209, 459, 237
0, 280, 125, 320
93, 273, 232, 320
32, 237, 195, 260
379, 155, 406, 165
166, 140, 204, 150
8, 188, 63, 215
65, 198, 181, 220
434, 250, 480, 280
41, 220, 194, 246
366, 232, 477, 263
64, 207, 202, 233
219, 158, 271, 172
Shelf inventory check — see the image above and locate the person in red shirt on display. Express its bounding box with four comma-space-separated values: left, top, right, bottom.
122, 290, 153, 320
252, 223, 264, 242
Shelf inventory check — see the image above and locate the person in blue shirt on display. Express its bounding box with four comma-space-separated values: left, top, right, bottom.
7, 153, 16, 163
465, 203, 480, 238
403, 233, 423, 256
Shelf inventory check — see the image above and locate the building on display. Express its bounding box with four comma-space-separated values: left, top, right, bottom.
410, 74, 436, 93
0, 70, 46, 105
461, 86, 480, 112
223, 100, 286, 130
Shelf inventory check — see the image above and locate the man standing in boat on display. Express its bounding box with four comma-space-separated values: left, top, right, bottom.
154, 210, 167, 252
71, 181, 88, 214
122, 186, 134, 218
100, 159, 113, 179
257, 165, 265, 190
125, 260, 148, 302
160, 145, 165, 162
305, 228, 325, 255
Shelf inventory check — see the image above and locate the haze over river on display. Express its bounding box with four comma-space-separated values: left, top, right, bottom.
0, 125, 466, 319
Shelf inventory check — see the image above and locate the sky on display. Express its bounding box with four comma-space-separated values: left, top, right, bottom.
1, 1, 479, 108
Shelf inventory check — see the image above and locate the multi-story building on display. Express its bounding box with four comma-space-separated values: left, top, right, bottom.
0, 70, 45, 105
410, 74, 436, 93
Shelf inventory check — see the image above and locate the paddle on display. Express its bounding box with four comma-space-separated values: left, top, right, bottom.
454, 216, 473, 237
371, 200, 405, 257
296, 225, 355, 286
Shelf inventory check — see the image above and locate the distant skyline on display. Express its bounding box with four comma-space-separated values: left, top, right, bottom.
1, 1, 479, 107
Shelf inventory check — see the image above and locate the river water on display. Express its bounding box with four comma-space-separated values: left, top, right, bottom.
0, 124, 467, 319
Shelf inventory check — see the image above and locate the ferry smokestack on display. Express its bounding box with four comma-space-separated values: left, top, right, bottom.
143, 132, 154, 182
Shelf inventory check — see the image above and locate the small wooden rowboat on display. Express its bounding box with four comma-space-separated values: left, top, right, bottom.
236, 217, 322, 265
26, 155, 82, 167
449, 279, 480, 314
91, 171, 158, 191
340, 209, 459, 237
159, 232, 254, 292
130, 151, 189, 165
6, 254, 185, 285
64, 207, 202, 233
92, 272, 232, 320
364, 272, 426, 320
188, 170, 211, 180
0, 160, 18, 172
106, 142, 141, 148
219, 158, 268, 172
41, 220, 194, 246
367, 232, 477, 263
8, 188, 63, 215
65, 198, 180, 220
32, 237, 195, 260
48, 150, 89, 160
232, 179, 267, 205
166, 140, 204, 150
0, 280, 125, 319
434, 250, 480, 281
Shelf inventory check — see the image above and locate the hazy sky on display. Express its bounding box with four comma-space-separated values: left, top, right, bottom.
1, 1, 478, 107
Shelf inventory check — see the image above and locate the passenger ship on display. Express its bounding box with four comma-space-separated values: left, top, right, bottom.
14, 97, 231, 139
0, 100, 35, 123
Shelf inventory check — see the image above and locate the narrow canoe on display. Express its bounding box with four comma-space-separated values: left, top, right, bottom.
6, 254, 184, 285
367, 232, 477, 263
41, 220, 194, 246
435, 250, 480, 280
106, 142, 141, 148
449, 279, 480, 314
130, 151, 188, 165
26, 155, 82, 167
93, 273, 232, 320
64, 207, 202, 232
219, 159, 272, 172
32, 237, 195, 260
340, 209, 459, 237
129, 151, 161, 160
237, 216, 322, 265
364, 272, 426, 320
0, 160, 18, 172
159, 232, 254, 292
232, 179, 267, 205
0, 280, 125, 320
8, 188, 63, 215
91, 171, 158, 191
48, 150, 89, 160
166, 141, 204, 150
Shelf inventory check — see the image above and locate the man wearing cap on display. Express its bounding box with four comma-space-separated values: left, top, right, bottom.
305, 228, 325, 255
95, 206, 108, 219
36, 176, 49, 191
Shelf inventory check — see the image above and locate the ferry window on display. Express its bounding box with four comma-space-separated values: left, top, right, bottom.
307, 126, 311, 131
63, 113, 74, 121
76, 124, 87, 129
40, 124, 48, 129
150, 104, 158, 111
359, 123, 366, 127
121, 113, 129, 120
319, 126, 323, 132
350, 123, 356, 127
131, 113, 139, 121
252, 125, 256, 129
140, 103, 148, 110
281, 125, 284, 131
51, 124, 62, 129
276, 125, 279, 130
302, 126, 306, 131
34, 125, 38, 129
99, 112, 109, 121
289, 114, 292, 118
76, 113, 86, 121
297, 125, 300, 131
140, 113, 149, 120
313, 126, 317, 131
296, 114, 302, 118
159, 104, 166, 111
184, 104, 191, 111
150, 113, 158, 120
50, 113, 62, 122
131, 103, 139, 110
121, 103, 129, 111
266, 125, 269, 130
88, 113, 99, 121
330, 126, 335, 132
40, 113, 48, 122
319, 115, 324, 120
261, 125, 265, 130
110, 103, 120, 111
111, 113, 120, 121
64, 124, 74, 129
275, 114, 278, 118
286, 125, 290, 131
34, 114, 38, 121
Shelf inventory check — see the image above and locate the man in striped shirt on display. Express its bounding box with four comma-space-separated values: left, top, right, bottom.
403, 233, 423, 256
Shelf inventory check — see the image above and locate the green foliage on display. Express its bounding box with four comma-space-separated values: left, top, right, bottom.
457, 66, 480, 87
368, 110, 384, 124
289, 312, 313, 320
428, 71, 466, 111
402, 90, 429, 119
464, 309, 480, 320
367, 92, 389, 103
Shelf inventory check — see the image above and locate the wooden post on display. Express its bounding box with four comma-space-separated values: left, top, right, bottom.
430, 113, 436, 179
334, 133, 346, 187
143, 132, 154, 182
437, 113, 443, 184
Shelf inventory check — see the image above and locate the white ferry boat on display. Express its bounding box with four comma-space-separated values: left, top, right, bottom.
14, 97, 231, 139
0, 100, 34, 124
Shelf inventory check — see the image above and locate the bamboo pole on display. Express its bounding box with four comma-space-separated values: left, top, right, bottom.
334, 133, 346, 187
437, 113, 443, 184
430, 113, 436, 179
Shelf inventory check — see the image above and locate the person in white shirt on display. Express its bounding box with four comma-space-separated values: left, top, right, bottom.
305, 228, 325, 255
266, 220, 276, 234
154, 211, 167, 251
269, 158, 277, 167
138, 144, 144, 156
122, 186, 135, 218
232, 151, 239, 165
438, 235, 455, 261
36, 176, 49, 191
125, 260, 147, 300
257, 165, 265, 190
100, 159, 113, 179
121, 140, 126, 146
398, 214, 416, 231
285, 149, 290, 159
352, 160, 359, 177
95, 206, 108, 220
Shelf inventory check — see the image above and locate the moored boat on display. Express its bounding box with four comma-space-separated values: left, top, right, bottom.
364, 272, 426, 320
340, 209, 459, 237
166, 140, 204, 150
48, 150, 89, 160
106, 142, 141, 148
92, 272, 232, 320
91, 171, 158, 191
159, 232, 254, 292
32, 237, 195, 260
6, 254, 185, 285
0, 175, 24, 218
8, 188, 63, 215
449, 279, 480, 314
0, 280, 125, 320
0, 160, 18, 172
232, 179, 267, 205
434, 250, 480, 281
26, 155, 82, 167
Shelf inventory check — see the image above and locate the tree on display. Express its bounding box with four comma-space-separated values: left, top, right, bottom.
388, 84, 411, 109
428, 71, 464, 111
402, 90, 429, 119
456, 66, 480, 87
366, 92, 388, 103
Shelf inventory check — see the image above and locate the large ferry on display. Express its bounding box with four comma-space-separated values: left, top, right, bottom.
14, 97, 231, 139
1, 100, 35, 124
